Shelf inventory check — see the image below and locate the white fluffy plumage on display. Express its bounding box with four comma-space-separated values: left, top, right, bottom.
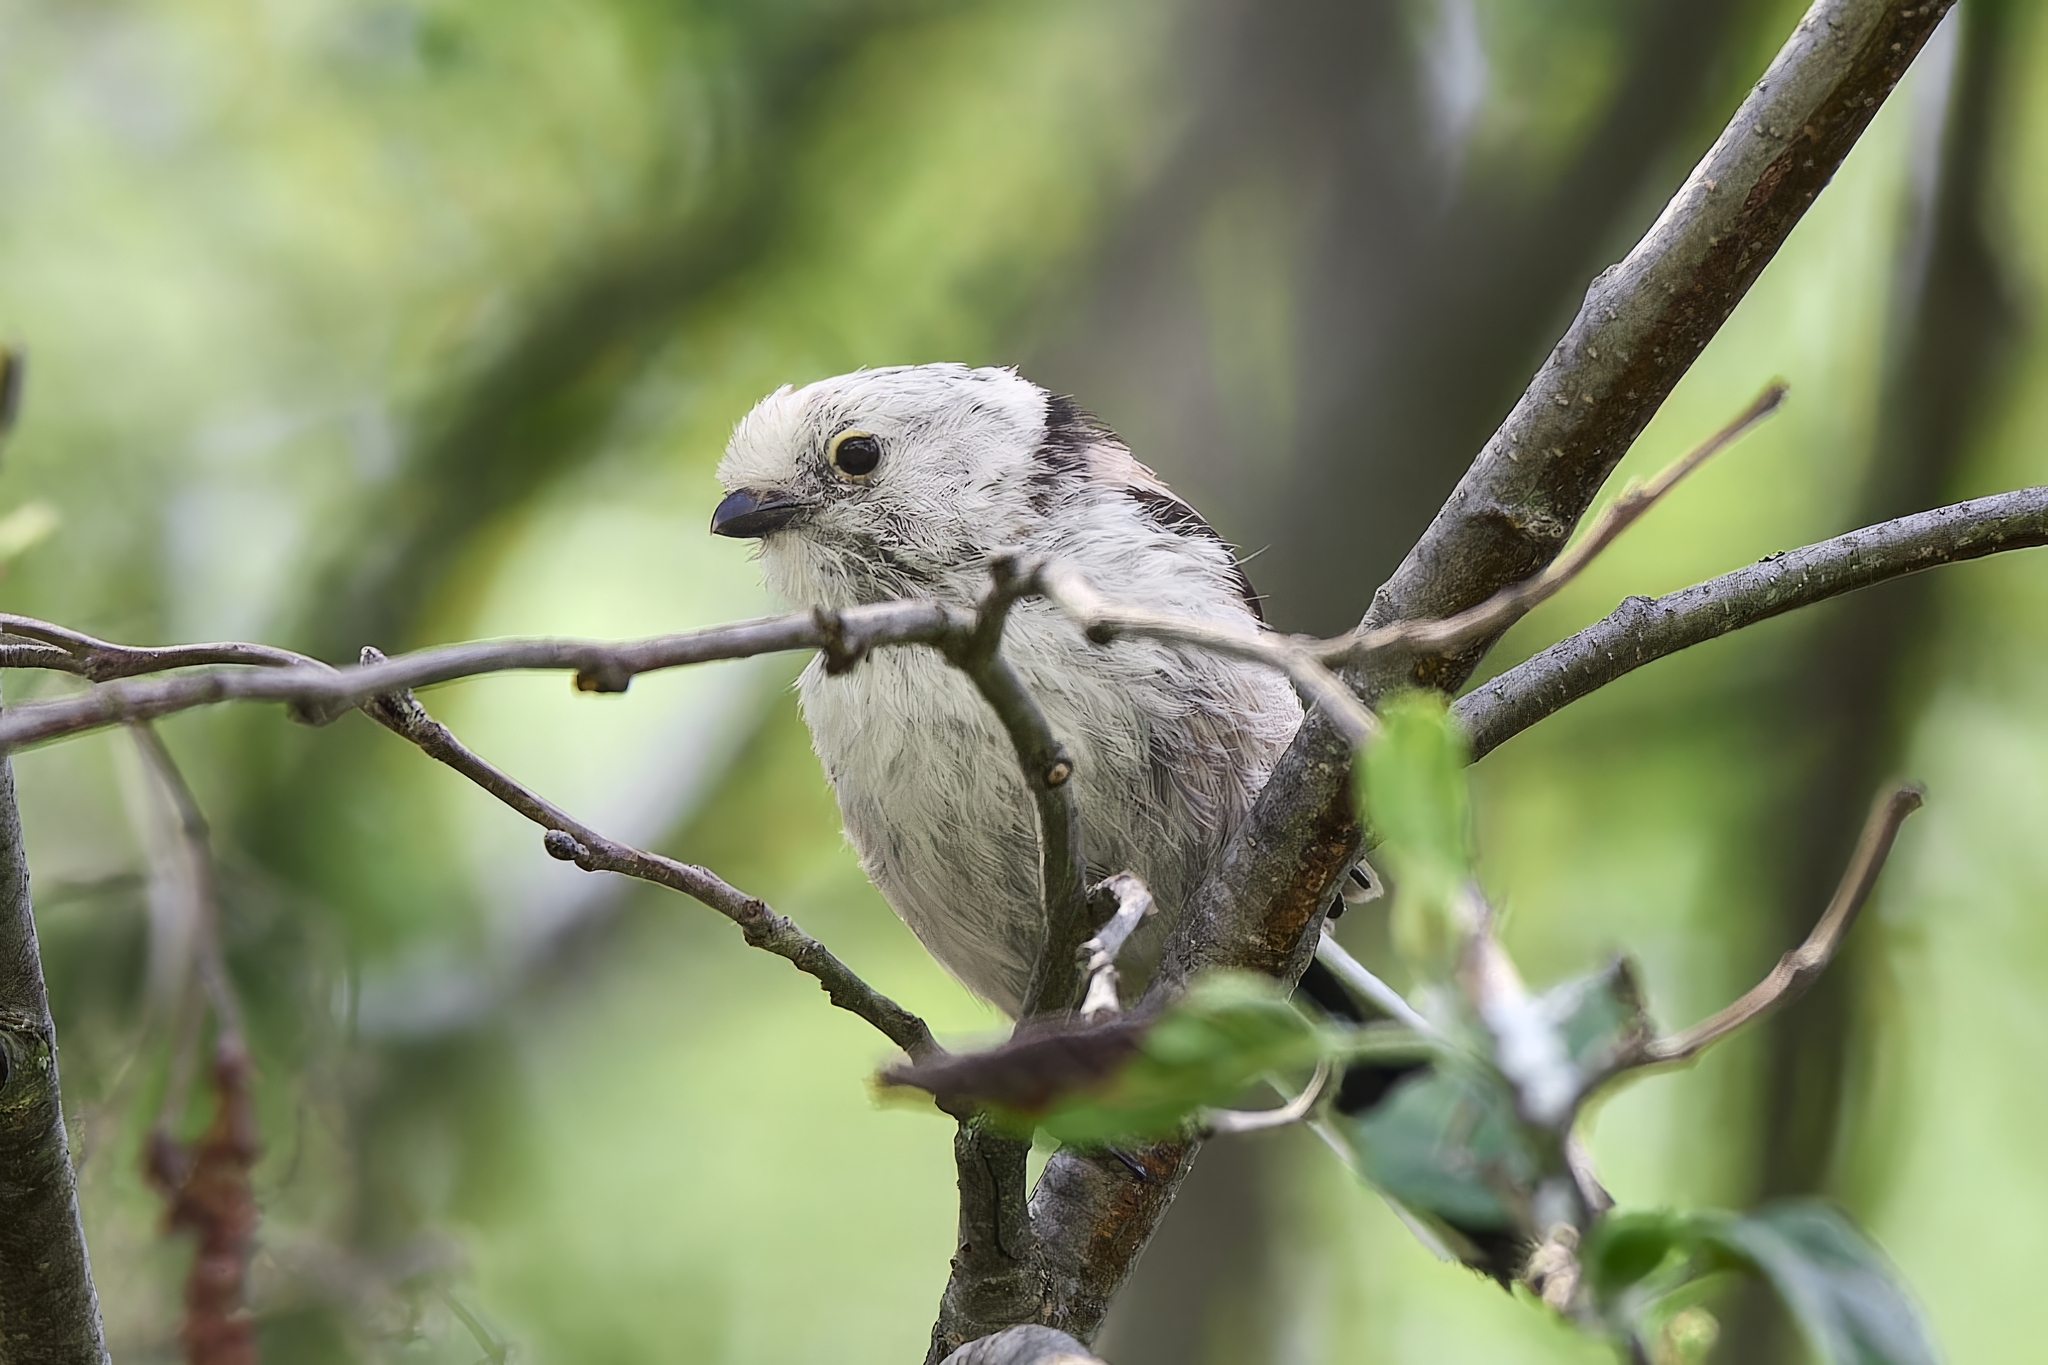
713, 364, 1302, 1016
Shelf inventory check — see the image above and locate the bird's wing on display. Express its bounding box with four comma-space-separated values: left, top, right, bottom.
1032, 391, 1267, 621
1120, 482, 1267, 623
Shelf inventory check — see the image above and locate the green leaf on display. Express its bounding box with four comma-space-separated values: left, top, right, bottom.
1718, 1204, 1939, 1365
1583, 1210, 1713, 1301
1357, 692, 1474, 979
1333, 1062, 1540, 1234
1585, 1203, 1939, 1365
1031, 972, 1334, 1143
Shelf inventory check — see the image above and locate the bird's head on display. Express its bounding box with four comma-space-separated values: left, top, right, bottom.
712, 364, 1068, 610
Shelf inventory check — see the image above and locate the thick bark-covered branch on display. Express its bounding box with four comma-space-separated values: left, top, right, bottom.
0, 742, 108, 1363
928, 1125, 1039, 1363
1455, 487, 2048, 760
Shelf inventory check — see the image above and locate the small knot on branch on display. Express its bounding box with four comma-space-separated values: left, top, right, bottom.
984, 549, 1045, 597
355, 645, 431, 734
1043, 752, 1073, 789
542, 829, 589, 864
812, 606, 870, 675
737, 900, 784, 948
573, 662, 633, 693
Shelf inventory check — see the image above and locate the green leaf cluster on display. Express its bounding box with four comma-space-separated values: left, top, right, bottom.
1586, 1203, 1939, 1365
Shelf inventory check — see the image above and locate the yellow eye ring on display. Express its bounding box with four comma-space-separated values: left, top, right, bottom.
827, 429, 882, 479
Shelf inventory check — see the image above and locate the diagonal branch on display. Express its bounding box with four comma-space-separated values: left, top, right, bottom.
355, 650, 939, 1060
1454, 487, 2048, 761
1339, 382, 1786, 663
1642, 783, 1922, 1067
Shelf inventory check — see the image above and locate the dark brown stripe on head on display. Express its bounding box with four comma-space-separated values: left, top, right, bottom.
1029, 393, 1119, 513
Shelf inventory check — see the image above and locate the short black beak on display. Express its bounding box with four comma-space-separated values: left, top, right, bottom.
711, 488, 807, 538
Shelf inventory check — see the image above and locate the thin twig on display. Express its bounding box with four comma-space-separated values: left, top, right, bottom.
1203, 1059, 1332, 1136
1075, 874, 1154, 1023
1314, 931, 1438, 1036
1035, 563, 1378, 744
126, 724, 260, 1365
1336, 382, 1786, 662
1455, 488, 2048, 761
3, 615, 324, 683
1643, 783, 1922, 1065
128, 725, 246, 1046
355, 649, 940, 1060
950, 558, 1091, 1020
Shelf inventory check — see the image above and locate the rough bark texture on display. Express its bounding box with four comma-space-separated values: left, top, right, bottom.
928, 1128, 1040, 1364
1028, 1140, 1198, 1343
939, 1325, 1104, 1365
0, 751, 108, 1365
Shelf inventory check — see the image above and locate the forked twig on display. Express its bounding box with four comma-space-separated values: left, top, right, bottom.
1336, 382, 1787, 663
1643, 782, 1923, 1065
1204, 1059, 1333, 1136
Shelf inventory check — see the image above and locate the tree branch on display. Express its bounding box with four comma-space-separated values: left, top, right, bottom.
928, 1123, 1039, 1365
1168, 0, 1960, 1002
0, 600, 963, 749
128, 724, 263, 1365
948, 557, 1090, 1021
1454, 487, 2048, 760
355, 651, 940, 1060
1339, 382, 1786, 663
1035, 0, 1959, 1341
0, 726, 108, 1361
1642, 783, 1922, 1066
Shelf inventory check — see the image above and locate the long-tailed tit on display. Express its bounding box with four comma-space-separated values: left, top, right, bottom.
711, 363, 1308, 1016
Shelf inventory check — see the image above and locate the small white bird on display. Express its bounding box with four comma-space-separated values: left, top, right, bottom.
712, 364, 1303, 1017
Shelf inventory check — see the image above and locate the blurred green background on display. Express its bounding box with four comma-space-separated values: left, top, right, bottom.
0, 0, 2041, 1361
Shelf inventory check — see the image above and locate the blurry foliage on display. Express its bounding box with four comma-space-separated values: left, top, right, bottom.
0, 0, 2043, 1362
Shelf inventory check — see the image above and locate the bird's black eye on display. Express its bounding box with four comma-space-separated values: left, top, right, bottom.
827, 429, 882, 478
